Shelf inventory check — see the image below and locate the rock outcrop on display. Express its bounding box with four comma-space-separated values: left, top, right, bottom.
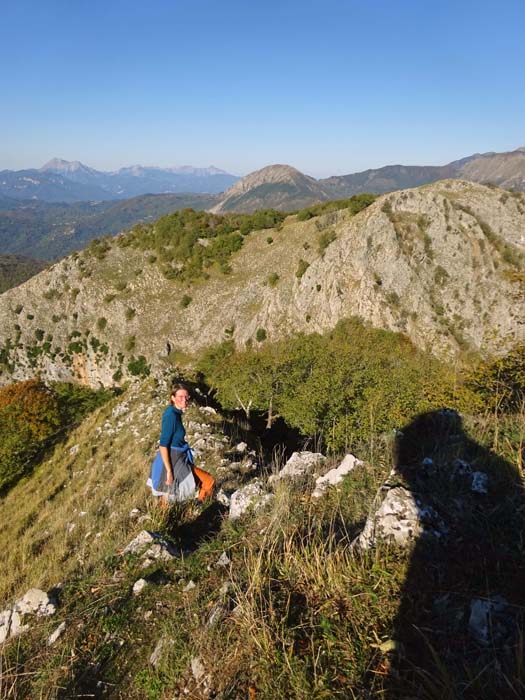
0, 180, 522, 388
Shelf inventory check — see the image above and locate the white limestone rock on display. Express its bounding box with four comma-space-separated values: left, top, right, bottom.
121, 530, 156, 555
122, 530, 178, 561
150, 636, 174, 669
216, 551, 231, 567
469, 595, 509, 646
14, 588, 57, 617
191, 655, 208, 684
229, 481, 274, 520
0, 609, 14, 644
132, 579, 148, 596
47, 621, 66, 646
354, 486, 448, 549
471, 471, 489, 494
269, 451, 326, 484
312, 454, 362, 498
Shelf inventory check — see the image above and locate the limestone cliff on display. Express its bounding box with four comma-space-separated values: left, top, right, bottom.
0, 180, 523, 387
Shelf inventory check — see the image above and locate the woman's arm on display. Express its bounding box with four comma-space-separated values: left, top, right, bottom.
159, 445, 173, 485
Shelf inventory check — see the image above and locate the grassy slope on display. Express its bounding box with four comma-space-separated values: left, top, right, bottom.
1, 369, 523, 698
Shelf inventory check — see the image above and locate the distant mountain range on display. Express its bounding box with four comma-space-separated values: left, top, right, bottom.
1, 148, 524, 270
0, 159, 239, 202
1, 149, 524, 206
212, 148, 525, 212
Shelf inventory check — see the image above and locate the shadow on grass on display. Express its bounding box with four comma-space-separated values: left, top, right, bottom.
383, 410, 525, 699
166, 501, 228, 553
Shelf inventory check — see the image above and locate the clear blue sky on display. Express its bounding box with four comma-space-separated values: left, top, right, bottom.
1, 0, 524, 177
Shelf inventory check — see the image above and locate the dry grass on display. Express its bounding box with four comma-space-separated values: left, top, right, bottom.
0, 379, 222, 606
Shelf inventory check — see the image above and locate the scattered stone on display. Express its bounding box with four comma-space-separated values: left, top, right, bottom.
191, 655, 207, 684
122, 530, 156, 555
200, 406, 217, 415
69, 444, 80, 456
183, 580, 197, 592
312, 454, 362, 498
122, 530, 178, 562
5, 611, 27, 639
67, 522, 76, 534
471, 471, 489, 494
144, 610, 153, 620
0, 609, 14, 643
47, 621, 66, 646
269, 451, 326, 483
14, 588, 57, 617
129, 508, 141, 519
132, 579, 148, 596
150, 636, 174, 669
354, 486, 448, 549
137, 514, 153, 525
453, 458, 471, 475
216, 488, 231, 507
234, 442, 248, 453
1, 589, 57, 643
216, 551, 231, 567
229, 481, 275, 520
207, 603, 224, 627
469, 595, 510, 646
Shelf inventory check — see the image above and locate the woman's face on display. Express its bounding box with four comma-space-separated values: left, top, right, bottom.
173, 389, 190, 411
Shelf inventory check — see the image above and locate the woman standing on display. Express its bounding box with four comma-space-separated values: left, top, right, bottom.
147, 384, 215, 507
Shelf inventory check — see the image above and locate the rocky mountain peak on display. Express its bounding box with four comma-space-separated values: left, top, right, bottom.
40, 158, 95, 174
221, 164, 316, 196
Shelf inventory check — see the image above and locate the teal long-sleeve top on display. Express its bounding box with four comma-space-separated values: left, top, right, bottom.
159, 405, 186, 448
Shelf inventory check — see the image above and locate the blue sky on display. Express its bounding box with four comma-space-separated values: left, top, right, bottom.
1, 0, 524, 176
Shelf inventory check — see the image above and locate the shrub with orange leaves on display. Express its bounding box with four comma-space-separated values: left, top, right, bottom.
0, 378, 61, 491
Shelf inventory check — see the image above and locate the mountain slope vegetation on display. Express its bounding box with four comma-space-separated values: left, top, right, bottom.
0, 181, 522, 390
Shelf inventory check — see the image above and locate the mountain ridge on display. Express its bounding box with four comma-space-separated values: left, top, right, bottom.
0, 179, 522, 389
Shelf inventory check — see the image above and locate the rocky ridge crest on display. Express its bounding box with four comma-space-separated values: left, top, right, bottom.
0, 180, 523, 388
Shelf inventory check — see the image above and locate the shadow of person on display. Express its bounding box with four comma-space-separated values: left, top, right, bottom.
168, 501, 228, 553
378, 410, 525, 699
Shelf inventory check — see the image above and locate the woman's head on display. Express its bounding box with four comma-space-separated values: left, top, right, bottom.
170, 383, 190, 410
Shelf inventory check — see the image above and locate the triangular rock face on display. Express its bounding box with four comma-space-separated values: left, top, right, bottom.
211, 164, 332, 212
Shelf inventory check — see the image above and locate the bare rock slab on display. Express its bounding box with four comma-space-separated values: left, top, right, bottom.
354, 486, 448, 549
269, 451, 326, 484
312, 454, 362, 498
229, 481, 274, 520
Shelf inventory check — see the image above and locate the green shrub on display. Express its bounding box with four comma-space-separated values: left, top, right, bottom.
197, 317, 478, 451
296, 259, 310, 279
255, 327, 267, 342
434, 266, 449, 286
267, 273, 280, 287
97, 317, 107, 331
180, 295, 192, 309
318, 229, 337, 255
127, 355, 150, 377
112, 368, 123, 382
125, 307, 136, 321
